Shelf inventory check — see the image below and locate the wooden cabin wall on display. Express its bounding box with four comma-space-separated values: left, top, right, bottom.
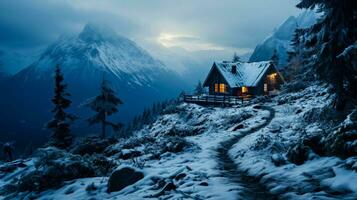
256, 65, 283, 95
205, 66, 231, 95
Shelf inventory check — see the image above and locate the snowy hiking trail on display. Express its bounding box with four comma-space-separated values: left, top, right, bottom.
216, 105, 277, 200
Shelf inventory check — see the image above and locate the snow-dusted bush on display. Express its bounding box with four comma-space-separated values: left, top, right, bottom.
166, 125, 205, 137
3, 148, 98, 193
322, 110, 357, 158
89, 154, 117, 176
70, 136, 117, 156
250, 134, 272, 151
282, 80, 307, 93
303, 106, 342, 124
162, 103, 181, 115
286, 141, 311, 165
226, 111, 253, 126
85, 182, 97, 194
121, 135, 156, 149
163, 136, 195, 153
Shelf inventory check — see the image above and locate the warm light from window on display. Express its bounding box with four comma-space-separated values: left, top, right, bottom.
264, 83, 268, 92
219, 84, 226, 93
242, 86, 248, 93
214, 84, 219, 92
268, 73, 277, 80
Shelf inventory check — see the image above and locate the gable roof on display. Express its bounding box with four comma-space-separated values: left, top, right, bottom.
203, 61, 274, 88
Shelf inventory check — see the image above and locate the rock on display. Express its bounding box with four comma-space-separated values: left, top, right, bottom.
286, 142, 310, 165
86, 183, 97, 194
271, 153, 286, 166
174, 173, 186, 181
269, 125, 281, 133
162, 182, 176, 191
64, 186, 76, 194
232, 124, 244, 131
119, 149, 142, 160
277, 98, 287, 105
199, 182, 209, 186
270, 185, 288, 195
149, 182, 177, 198
295, 109, 302, 114
153, 179, 167, 190
0, 160, 27, 173
107, 167, 144, 193
164, 137, 193, 153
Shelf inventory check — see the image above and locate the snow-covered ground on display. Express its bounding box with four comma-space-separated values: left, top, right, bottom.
230, 84, 357, 199
0, 83, 356, 200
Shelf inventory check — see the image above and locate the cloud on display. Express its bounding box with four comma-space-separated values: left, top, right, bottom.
0, 0, 301, 52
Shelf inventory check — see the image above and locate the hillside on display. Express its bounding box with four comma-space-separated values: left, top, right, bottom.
1, 82, 356, 199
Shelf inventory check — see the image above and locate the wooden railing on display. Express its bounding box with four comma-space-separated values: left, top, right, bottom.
183, 95, 252, 105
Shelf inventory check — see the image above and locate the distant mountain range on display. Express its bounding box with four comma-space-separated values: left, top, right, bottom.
0, 48, 41, 75
0, 24, 186, 150
249, 10, 317, 67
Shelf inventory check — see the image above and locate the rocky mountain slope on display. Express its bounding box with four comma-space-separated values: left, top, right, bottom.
249, 10, 317, 67
0, 82, 356, 199
0, 24, 186, 150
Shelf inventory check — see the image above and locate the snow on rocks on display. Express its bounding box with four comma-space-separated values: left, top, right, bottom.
1, 83, 356, 199
230, 84, 357, 199
107, 166, 144, 193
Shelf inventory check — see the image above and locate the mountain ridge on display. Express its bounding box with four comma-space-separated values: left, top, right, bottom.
249, 10, 317, 67
0, 23, 186, 151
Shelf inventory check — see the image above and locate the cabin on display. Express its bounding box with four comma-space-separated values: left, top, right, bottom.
203, 61, 284, 96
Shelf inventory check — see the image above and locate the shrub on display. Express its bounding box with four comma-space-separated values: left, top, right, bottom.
286, 141, 311, 165
322, 111, 357, 158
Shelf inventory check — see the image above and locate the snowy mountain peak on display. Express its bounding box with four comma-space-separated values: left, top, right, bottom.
249, 10, 317, 67
78, 23, 121, 43
15, 23, 172, 84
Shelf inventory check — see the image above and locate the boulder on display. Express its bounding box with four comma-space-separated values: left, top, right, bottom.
107, 167, 144, 193
232, 124, 244, 131
174, 173, 186, 181
70, 137, 117, 156
286, 142, 310, 165
119, 149, 142, 160
199, 181, 209, 186
164, 137, 193, 153
271, 153, 286, 166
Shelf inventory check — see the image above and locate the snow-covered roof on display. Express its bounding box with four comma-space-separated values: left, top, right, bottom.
207, 61, 273, 88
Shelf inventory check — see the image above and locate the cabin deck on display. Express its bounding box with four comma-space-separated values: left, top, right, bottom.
183, 95, 252, 106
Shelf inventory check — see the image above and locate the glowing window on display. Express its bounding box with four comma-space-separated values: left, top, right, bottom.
219, 84, 226, 93
242, 86, 248, 94
214, 84, 219, 92
264, 83, 268, 92
268, 73, 277, 83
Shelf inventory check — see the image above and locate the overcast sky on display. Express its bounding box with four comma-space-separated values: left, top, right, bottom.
0, 0, 301, 53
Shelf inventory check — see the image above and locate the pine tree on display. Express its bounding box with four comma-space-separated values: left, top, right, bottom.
232, 52, 241, 62
271, 49, 279, 66
297, 0, 357, 110
86, 77, 123, 139
285, 28, 309, 81
194, 81, 204, 95
46, 64, 76, 149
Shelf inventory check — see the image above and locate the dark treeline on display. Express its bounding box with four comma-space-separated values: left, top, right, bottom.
122, 98, 180, 136
286, 0, 357, 110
